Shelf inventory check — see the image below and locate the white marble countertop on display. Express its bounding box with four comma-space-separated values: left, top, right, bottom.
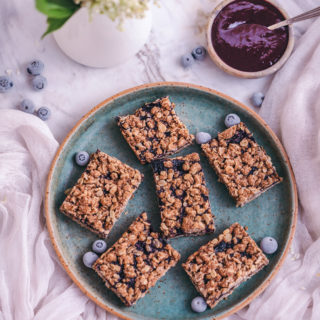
1, 0, 314, 143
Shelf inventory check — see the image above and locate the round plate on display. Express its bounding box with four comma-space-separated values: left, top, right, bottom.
45, 82, 297, 320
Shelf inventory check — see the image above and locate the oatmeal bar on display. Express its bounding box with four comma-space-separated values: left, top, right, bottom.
182, 223, 269, 309
92, 212, 180, 306
117, 97, 194, 164
151, 153, 215, 238
202, 122, 282, 207
59, 150, 143, 238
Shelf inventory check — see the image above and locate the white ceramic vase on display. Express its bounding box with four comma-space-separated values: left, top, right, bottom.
53, 8, 152, 68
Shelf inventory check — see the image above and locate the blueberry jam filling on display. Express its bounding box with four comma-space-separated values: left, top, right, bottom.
104, 172, 112, 179
227, 130, 255, 145
140, 101, 162, 113
214, 240, 234, 253
214, 239, 251, 258
240, 251, 252, 258
171, 159, 187, 172
118, 265, 125, 281
151, 160, 165, 173
248, 166, 258, 175
140, 115, 148, 120
152, 159, 198, 174
128, 278, 136, 289
135, 237, 167, 255
202, 194, 209, 201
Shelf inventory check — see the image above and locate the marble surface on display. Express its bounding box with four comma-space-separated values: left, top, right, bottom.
0, 0, 315, 143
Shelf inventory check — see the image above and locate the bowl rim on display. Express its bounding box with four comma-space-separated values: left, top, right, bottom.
206, 0, 295, 79
45, 81, 298, 320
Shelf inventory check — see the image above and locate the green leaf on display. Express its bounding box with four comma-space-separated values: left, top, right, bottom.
41, 17, 69, 38
36, 0, 79, 18
35, 0, 80, 37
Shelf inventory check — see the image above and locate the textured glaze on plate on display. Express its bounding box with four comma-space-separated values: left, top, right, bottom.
45, 82, 297, 320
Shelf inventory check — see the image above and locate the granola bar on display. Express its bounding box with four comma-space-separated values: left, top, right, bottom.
182, 223, 269, 309
117, 97, 194, 164
151, 153, 215, 238
92, 212, 180, 306
59, 150, 143, 238
202, 122, 282, 207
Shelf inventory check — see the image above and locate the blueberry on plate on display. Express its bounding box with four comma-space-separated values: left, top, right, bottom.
32, 75, 47, 91
192, 46, 207, 61
83, 251, 99, 268
0, 75, 14, 93
75, 151, 90, 166
195, 132, 212, 144
181, 53, 195, 68
27, 60, 44, 76
20, 99, 35, 114
191, 296, 207, 313
260, 237, 278, 254
92, 240, 107, 254
37, 107, 51, 121
251, 92, 265, 108
224, 113, 241, 128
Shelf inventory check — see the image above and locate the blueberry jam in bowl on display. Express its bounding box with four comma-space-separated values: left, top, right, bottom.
206, 0, 294, 78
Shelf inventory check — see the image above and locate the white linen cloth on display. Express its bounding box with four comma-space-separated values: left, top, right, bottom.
229, 17, 320, 320
1, 10, 320, 320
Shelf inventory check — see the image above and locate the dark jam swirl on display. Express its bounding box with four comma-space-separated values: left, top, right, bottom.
211, 0, 289, 72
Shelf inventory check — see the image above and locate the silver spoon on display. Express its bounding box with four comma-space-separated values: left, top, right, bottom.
268, 6, 320, 30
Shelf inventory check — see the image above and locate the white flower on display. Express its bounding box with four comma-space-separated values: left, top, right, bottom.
74, 0, 154, 25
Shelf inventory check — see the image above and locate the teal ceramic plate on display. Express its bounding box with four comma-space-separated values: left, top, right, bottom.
45, 82, 297, 320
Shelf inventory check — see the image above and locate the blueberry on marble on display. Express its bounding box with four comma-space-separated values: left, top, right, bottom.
260, 237, 278, 254
37, 107, 51, 121
0, 75, 14, 93
92, 240, 107, 254
20, 99, 35, 114
192, 46, 207, 61
251, 92, 265, 108
196, 132, 212, 144
181, 53, 194, 68
75, 151, 90, 166
27, 60, 44, 76
224, 113, 241, 128
83, 251, 99, 268
32, 75, 47, 91
191, 296, 207, 313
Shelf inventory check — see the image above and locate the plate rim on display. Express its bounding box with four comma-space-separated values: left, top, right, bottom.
45, 81, 298, 320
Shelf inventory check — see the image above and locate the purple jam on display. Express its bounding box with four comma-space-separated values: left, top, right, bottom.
211, 0, 289, 72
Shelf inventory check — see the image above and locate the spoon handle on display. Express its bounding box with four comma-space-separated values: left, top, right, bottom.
268, 6, 320, 30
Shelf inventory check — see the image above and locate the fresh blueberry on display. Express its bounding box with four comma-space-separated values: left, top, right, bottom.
196, 132, 212, 144
75, 151, 90, 166
251, 92, 265, 108
260, 237, 278, 254
20, 99, 35, 114
192, 46, 207, 61
191, 296, 207, 313
181, 53, 195, 68
37, 107, 51, 121
0, 75, 14, 93
83, 251, 99, 268
27, 60, 44, 76
92, 240, 107, 254
224, 113, 241, 128
32, 75, 47, 91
